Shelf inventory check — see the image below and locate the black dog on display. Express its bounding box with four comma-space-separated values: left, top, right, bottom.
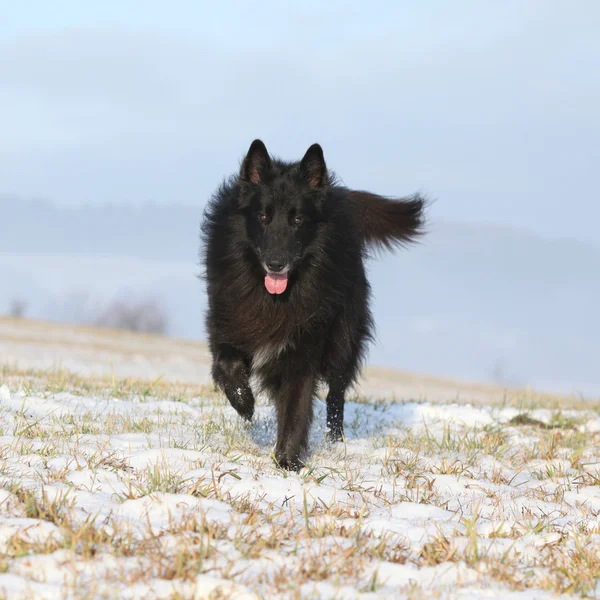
201, 140, 425, 470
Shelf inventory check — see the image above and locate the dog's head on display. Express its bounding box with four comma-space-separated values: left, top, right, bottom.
237, 140, 330, 295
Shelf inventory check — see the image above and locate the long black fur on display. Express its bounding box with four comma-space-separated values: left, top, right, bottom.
200, 140, 426, 470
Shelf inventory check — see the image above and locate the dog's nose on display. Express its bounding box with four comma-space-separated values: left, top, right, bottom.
266, 260, 285, 273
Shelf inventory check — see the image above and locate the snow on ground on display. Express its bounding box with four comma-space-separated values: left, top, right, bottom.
1, 319, 600, 599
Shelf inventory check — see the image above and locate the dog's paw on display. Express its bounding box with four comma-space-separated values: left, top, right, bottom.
235, 404, 254, 422
274, 451, 303, 472
227, 393, 254, 422
325, 426, 344, 444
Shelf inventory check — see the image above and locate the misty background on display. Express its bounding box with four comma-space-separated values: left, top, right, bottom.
1, 2, 598, 395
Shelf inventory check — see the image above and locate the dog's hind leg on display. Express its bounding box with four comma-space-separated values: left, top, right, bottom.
325, 376, 350, 443
322, 320, 369, 444
212, 344, 255, 421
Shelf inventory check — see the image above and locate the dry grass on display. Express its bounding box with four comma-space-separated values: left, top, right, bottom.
1, 360, 600, 598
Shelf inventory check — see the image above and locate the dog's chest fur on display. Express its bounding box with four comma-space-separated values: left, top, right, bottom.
251, 341, 295, 371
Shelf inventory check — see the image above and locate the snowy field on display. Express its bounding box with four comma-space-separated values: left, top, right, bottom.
1, 318, 600, 599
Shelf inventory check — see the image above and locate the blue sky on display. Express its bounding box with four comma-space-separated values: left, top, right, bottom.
2, 1, 599, 244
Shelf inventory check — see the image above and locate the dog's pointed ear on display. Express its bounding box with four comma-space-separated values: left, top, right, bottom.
240, 139, 271, 184
300, 143, 327, 188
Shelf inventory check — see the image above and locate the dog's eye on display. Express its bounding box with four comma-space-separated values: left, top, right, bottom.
293, 216, 304, 225
259, 213, 268, 223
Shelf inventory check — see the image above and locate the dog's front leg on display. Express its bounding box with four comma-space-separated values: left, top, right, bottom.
212, 344, 255, 421
274, 371, 317, 471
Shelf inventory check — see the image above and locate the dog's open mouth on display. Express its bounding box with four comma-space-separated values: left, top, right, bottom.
264, 272, 288, 295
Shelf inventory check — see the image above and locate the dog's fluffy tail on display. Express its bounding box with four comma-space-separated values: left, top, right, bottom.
347, 190, 427, 251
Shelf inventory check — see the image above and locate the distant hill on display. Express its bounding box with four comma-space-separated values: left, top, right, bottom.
1, 195, 202, 260
2, 196, 599, 396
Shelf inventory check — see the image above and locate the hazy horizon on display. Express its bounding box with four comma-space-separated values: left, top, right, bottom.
3, 197, 599, 397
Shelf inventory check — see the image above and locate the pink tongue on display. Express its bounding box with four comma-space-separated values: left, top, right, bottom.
265, 273, 288, 295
